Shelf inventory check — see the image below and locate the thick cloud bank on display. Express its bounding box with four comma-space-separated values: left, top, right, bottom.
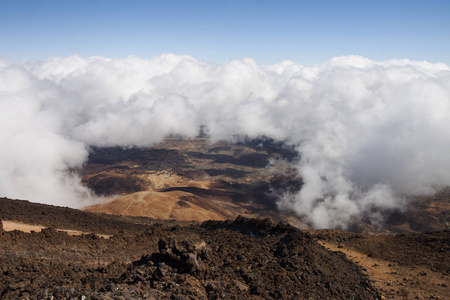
1, 54, 449, 228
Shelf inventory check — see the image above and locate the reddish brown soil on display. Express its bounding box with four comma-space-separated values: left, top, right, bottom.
81, 138, 304, 225
311, 229, 450, 299
1, 198, 380, 299
389, 189, 450, 232
1, 138, 449, 299
81, 138, 450, 234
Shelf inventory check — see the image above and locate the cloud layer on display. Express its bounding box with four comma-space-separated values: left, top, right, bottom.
1, 54, 449, 227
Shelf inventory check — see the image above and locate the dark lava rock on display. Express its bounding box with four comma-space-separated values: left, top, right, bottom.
0, 199, 382, 299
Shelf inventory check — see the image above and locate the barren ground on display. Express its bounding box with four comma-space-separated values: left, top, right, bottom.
1, 137, 449, 299
1, 198, 383, 299
82, 137, 450, 233
319, 240, 449, 299
1, 198, 449, 299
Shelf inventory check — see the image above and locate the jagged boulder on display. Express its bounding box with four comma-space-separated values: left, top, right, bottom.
156, 236, 208, 274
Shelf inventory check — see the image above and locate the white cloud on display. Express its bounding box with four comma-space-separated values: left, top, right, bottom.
1, 54, 449, 227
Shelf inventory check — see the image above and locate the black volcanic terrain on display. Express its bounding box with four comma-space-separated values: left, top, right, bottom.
82, 137, 449, 233
1, 198, 382, 299
82, 137, 305, 224
1, 198, 449, 299
1, 137, 449, 299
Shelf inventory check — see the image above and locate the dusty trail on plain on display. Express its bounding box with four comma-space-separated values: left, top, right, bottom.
320, 240, 449, 299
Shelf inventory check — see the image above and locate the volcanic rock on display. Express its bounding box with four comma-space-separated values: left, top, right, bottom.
0, 198, 382, 299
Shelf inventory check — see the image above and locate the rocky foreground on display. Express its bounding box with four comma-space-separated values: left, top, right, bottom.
1, 137, 450, 299
1, 197, 449, 299
1, 197, 379, 299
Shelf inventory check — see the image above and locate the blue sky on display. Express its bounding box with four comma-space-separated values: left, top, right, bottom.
1, 0, 449, 65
